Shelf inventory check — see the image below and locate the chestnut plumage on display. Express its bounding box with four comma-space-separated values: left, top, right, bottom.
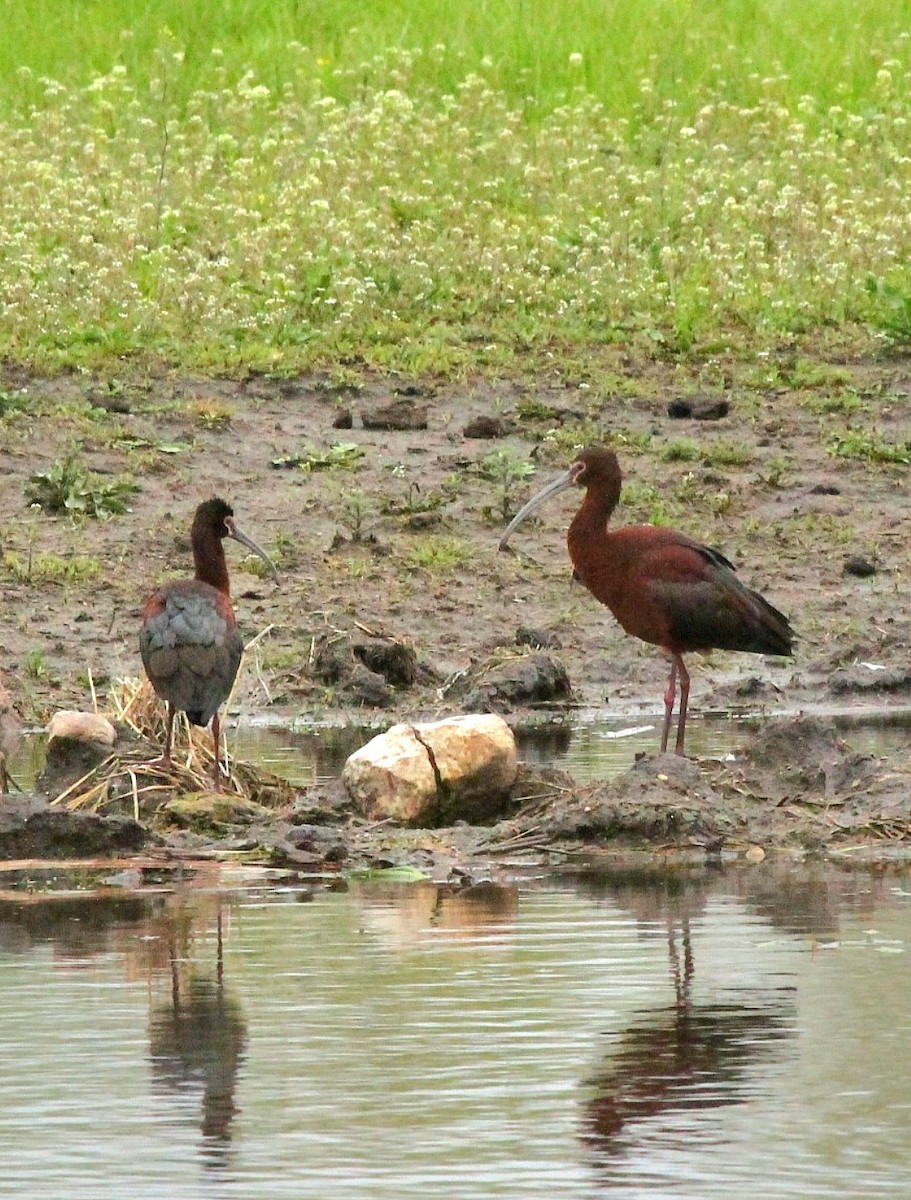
500, 447, 793, 755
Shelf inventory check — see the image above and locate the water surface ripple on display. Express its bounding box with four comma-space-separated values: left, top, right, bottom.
1, 866, 909, 1197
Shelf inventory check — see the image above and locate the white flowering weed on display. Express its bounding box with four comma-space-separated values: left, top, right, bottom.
2, 43, 911, 369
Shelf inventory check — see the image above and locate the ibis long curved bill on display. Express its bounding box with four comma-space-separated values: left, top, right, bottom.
226, 517, 278, 581
498, 467, 579, 550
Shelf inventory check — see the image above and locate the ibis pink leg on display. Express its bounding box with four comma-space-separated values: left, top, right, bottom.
660, 659, 678, 754
674, 655, 690, 756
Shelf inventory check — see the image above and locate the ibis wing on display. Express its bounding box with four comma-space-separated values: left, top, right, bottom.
140, 583, 244, 723
644, 542, 793, 656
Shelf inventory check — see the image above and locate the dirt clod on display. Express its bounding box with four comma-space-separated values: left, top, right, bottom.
667, 395, 730, 420
463, 415, 508, 439
843, 554, 877, 577
460, 653, 573, 712
0, 809, 150, 860
361, 399, 428, 430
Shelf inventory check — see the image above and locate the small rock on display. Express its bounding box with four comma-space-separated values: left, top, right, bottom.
843, 554, 877, 578
348, 663, 394, 707
744, 845, 766, 864
271, 843, 324, 867
667, 396, 730, 421
286, 823, 323, 851
47, 711, 116, 747
342, 714, 518, 826
40, 711, 120, 797
160, 794, 270, 832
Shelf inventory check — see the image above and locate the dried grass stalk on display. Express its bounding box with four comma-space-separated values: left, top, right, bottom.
53, 670, 294, 816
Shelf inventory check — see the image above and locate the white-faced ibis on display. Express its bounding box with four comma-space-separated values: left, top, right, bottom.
140, 498, 276, 789
499, 447, 794, 755
0, 676, 21, 792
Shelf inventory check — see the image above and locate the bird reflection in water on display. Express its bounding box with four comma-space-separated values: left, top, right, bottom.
148, 911, 248, 1170
578, 871, 795, 1163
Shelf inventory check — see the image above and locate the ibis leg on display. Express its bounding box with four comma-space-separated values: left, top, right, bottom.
145, 703, 176, 774
674, 655, 690, 756
660, 659, 678, 754
162, 703, 175, 766
211, 712, 224, 792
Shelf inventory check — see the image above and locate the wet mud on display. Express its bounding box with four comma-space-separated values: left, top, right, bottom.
2, 357, 911, 876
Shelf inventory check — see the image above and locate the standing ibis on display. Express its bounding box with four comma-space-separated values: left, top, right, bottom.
140, 498, 276, 790
499, 447, 794, 755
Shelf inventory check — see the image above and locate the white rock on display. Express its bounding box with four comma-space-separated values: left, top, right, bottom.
47, 710, 117, 747
343, 714, 518, 825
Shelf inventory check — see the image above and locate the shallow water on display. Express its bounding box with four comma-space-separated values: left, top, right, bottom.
2, 865, 911, 1198
10, 708, 911, 792
235, 710, 911, 788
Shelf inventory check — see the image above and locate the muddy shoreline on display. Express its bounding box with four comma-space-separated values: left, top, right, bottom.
2, 354, 911, 875
3, 710, 911, 878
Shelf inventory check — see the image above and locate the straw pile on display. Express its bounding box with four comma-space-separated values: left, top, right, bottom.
50, 677, 296, 821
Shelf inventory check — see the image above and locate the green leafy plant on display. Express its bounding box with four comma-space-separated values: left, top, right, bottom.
271, 443, 366, 471
701, 442, 753, 468
25, 649, 46, 678
828, 430, 911, 464
191, 398, 234, 430
25, 455, 139, 518
478, 448, 537, 524
661, 439, 700, 463
405, 535, 472, 571
4, 551, 101, 583
0, 389, 28, 417
381, 481, 446, 517
338, 488, 372, 542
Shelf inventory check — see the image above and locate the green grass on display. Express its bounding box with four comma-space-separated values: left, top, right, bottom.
405, 535, 473, 572
828, 430, 911, 464
4, 550, 102, 584
3, 4, 911, 371
4, 1, 911, 119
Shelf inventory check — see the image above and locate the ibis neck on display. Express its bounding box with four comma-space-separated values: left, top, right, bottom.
568, 482, 619, 548
193, 534, 230, 594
